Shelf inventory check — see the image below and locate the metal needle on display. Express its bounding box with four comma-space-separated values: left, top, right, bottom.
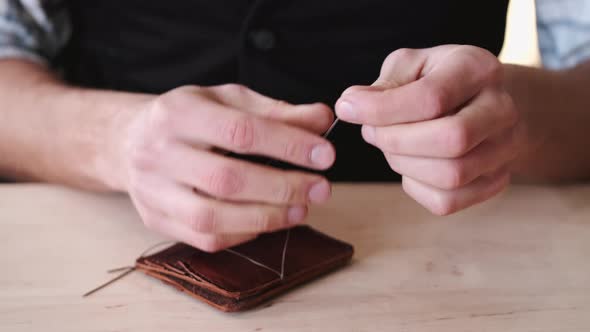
323, 118, 340, 138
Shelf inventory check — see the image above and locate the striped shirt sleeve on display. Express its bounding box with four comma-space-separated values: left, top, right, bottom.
537, 0, 590, 69
0, 0, 70, 65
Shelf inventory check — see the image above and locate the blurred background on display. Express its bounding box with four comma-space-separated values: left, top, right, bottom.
500, 0, 541, 66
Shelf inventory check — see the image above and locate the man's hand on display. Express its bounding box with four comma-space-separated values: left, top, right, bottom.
336, 45, 520, 215
121, 84, 335, 251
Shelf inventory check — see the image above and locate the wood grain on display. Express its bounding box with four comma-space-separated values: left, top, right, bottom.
0, 183, 589, 331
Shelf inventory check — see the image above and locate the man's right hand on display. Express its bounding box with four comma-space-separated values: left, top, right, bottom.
119, 84, 336, 252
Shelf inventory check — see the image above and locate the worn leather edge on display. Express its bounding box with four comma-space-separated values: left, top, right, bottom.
138, 249, 353, 312
136, 258, 282, 299
136, 246, 353, 300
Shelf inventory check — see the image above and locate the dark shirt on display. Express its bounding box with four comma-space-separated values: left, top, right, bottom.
62, 0, 509, 182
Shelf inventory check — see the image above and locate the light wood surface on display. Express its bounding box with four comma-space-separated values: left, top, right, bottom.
1, 183, 589, 331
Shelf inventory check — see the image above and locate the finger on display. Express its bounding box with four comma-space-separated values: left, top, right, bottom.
336, 45, 501, 125
146, 213, 258, 253
136, 178, 308, 234
205, 84, 335, 134
361, 87, 517, 158
337, 49, 428, 103
385, 129, 519, 190
153, 143, 331, 205
177, 195, 308, 235
371, 48, 430, 89
132, 180, 268, 250
402, 168, 510, 216
152, 94, 335, 169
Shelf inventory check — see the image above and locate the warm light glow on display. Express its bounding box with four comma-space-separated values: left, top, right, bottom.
499, 0, 541, 66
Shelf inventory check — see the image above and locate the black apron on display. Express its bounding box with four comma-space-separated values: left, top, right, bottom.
62, 0, 509, 181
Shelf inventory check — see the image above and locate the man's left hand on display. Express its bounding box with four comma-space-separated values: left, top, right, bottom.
336, 45, 521, 215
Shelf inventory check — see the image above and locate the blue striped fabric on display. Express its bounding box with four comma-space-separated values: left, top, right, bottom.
537, 0, 590, 69
0, 0, 69, 65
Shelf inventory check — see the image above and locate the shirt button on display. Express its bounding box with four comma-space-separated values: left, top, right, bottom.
248, 29, 277, 51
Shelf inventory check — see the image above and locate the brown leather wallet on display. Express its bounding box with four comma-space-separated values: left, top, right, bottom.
135, 226, 354, 312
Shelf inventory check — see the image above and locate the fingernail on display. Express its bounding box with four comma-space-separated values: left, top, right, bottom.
362, 125, 376, 144
336, 100, 357, 120
288, 206, 308, 225
310, 144, 335, 168
308, 181, 331, 204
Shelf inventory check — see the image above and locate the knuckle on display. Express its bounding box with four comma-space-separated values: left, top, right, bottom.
149, 86, 202, 131
275, 176, 297, 204
401, 175, 459, 216
222, 116, 256, 151
282, 140, 304, 161
422, 82, 450, 119
253, 210, 274, 233
476, 49, 501, 76
444, 159, 469, 189
386, 49, 414, 67
169, 85, 201, 97
401, 177, 416, 198
459, 45, 493, 63
431, 194, 458, 216
378, 130, 400, 153
265, 99, 289, 118
459, 46, 502, 81
383, 48, 416, 70
149, 100, 177, 133
217, 83, 251, 101
188, 204, 217, 233
459, 45, 491, 61
272, 99, 289, 110
384, 153, 398, 171
221, 83, 248, 95
204, 164, 244, 197
443, 120, 472, 157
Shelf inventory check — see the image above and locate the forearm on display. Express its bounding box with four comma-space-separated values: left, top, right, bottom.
0, 59, 150, 191
504, 62, 590, 183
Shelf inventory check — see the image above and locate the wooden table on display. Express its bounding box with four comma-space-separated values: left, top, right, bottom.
1, 183, 589, 332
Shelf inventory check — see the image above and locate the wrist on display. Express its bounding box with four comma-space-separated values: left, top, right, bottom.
52, 86, 155, 192
502, 62, 588, 182
98, 91, 155, 192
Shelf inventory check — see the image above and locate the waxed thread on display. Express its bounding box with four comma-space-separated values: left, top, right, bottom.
83, 241, 175, 297
224, 227, 290, 279
83, 235, 289, 297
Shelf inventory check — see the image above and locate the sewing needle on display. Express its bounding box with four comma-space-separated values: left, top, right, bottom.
323, 118, 339, 139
